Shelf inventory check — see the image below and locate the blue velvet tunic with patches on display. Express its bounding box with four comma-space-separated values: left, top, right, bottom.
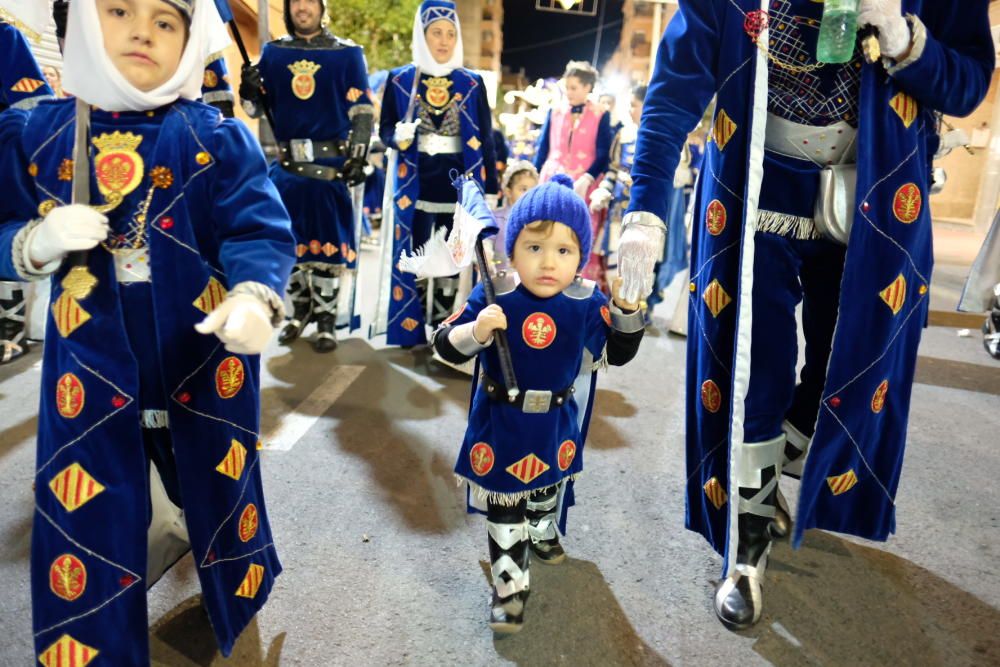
258, 33, 371, 266
626, 0, 993, 563
0, 98, 294, 664
0, 22, 54, 111
449, 282, 609, 504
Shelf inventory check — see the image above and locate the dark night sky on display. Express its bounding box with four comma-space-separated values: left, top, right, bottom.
502, 0, 625, 80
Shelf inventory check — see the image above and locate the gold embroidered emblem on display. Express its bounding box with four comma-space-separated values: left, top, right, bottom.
38, 634, 98, 667
522, 312, 556, 350
871, 379, 889, 414
288, 60, 321, 100
401, 317, 420, 332
469, 442, 495, 476
397, 164, 408, 179
892, 183, 922, 224
397, 195, 412, 210
56, 373, 85, 419
58, 159, 74, 181
346, 87, 364, 102
701, 379, 722, 414
49, 554, 87, 602
557, 440, 577, 471
827, 469, 858, 496
506, 453, 550, 484
392, 286, 404, 302
51, 292, 91, 338
203, 69, 219, 89
712, 109, 737, 151
236, 563, 265, 598
879, 273, 907, 315
467, 136, 482, 151
38, 199, 58, 217
11, 77, 45, 93
703, 477, 728, 510
423, 76, 453, 108
215, 356, 245, 399
92, 131, 145, 200
702, 279, 732, 318
238, 503, 259, 542
193, 277, 228, 315
889, 92, 918, 129
49, 463, 106, 512
150, 166, 174, 189
706, 199, 727, 235
309, 239, 322, 255
216, 439, 248, 481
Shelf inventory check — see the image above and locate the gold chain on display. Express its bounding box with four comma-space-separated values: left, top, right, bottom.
101, 183, 155, 253
753, 35, 827, 74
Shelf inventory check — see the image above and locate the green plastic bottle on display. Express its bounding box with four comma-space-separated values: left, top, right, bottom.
816, 0, 860, 64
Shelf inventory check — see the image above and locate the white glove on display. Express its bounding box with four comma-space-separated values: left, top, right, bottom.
858, 0, 911, 59
393, 120, 421, 150
589, 187, 614, 213
573, 173, 595, 200
194, 293, 274, 355
27, 204, 109, 266
618, 213, 666, 305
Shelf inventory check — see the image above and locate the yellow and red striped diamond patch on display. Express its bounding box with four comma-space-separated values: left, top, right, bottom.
51, 292, 91, 338
889, 92, 918, 129
703, 477, 728, 510
216, 439, 248, 481
235, 563, 265, 598
38, 634, 98, 667
193, 277, 228, 315
49, 463, 105, 512
11, 77, 45, 93
826, 469, 858, 496
702, 279, 732, 318
712, 109, 737, 151
879, 273, 907, 315
506, 453, 550, 484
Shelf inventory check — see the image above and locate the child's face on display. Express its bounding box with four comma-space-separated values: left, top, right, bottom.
565, 76, 591, 107
630, 95, 644, 125
503, 172, 538, 207
510, 221, 580, 298
97, 0, 187, 93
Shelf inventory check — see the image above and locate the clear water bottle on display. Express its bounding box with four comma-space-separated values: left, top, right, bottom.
816, 0, 860, 64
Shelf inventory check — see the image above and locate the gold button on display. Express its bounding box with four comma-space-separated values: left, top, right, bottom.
195, 151, 211, 165
27, 163, 38, 176
919, 284, 928, 295
689, 282, 696, 292
146, 111, 155, 117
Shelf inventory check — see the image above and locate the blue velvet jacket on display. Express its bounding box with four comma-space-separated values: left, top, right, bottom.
0, 98, 294, 663
0, 21, 53, 111
627, 0, 993, 568
201, 52, 234, 107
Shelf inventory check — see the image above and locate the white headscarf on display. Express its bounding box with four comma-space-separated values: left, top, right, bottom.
411, 2, 463, 77
62, 0, 231, 112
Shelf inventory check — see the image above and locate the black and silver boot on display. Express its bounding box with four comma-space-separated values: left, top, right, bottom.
767, 421, 812, 540
983, 283, 1000, 360
0, 282, 27, 364
526, 486, 566, 565
311, 269, 339, 353
278, 268, 312, 344
487, 503, 531, 635
714, 435, 784, 631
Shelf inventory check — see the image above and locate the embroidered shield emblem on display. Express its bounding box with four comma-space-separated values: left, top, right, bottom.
238, 503, 259, 542
203, 69, 218, 88
469, 442, 495, 476
288, 60, 321, 100
557, 440, 577, 471
706, 199, 727, 235
216, 357, 245, 399
424, 76, 453, 108
92, 131, 145, 199
56, 373, 85, 419
892, 183, 922, 224
522, 312, 557, 349
701, 379, 722, 414
871, 379, 889, 413
49, 554, 87, 602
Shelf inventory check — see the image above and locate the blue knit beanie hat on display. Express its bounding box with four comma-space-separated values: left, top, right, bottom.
505, 174, 592, 271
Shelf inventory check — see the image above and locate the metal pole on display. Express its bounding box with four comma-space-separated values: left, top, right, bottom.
257, 0, 273, 145
592, 0, 606, 67
650, 2, 662, 82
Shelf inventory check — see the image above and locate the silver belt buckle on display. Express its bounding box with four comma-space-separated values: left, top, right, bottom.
522, 390, 552, 414
290, 138, 315, 163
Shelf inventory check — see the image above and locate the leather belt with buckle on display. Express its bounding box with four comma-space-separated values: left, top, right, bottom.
481, 373, 574, 414
278, 139, 346, 163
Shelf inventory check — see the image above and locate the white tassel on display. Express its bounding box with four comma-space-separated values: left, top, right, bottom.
140, 410, 169, 429
459, 476, 580, 507
756, 211, 823, 240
